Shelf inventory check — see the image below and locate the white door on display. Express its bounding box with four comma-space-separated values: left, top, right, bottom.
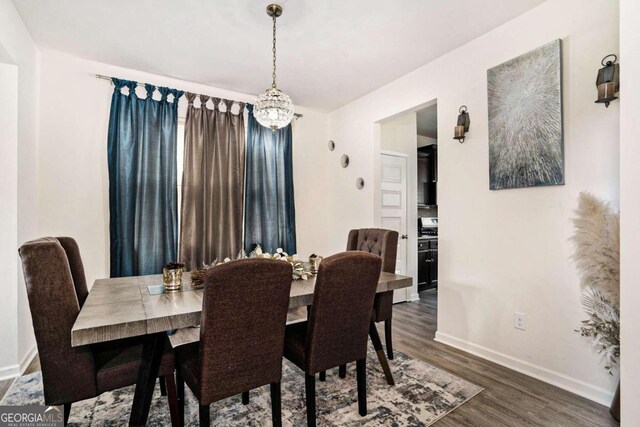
380, 154, 408, 303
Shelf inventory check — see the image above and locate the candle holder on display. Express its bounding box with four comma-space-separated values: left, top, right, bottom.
453, 105, 470, 143
163, 262, 184, 292
595, 54, 619, 108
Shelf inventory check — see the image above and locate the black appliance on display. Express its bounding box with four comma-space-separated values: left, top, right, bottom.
418, 217, 438, 292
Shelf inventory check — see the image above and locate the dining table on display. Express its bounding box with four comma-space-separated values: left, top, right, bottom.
71, 270, 413, 426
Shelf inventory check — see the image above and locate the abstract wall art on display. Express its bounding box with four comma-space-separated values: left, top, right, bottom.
487, 39, 564, 190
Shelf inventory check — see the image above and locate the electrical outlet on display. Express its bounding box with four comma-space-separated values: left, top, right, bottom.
514, 312, 526, 331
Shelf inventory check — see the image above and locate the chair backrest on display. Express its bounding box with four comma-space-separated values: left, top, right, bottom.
305, 251, 382, 374
18, 238, 96, 405
199, 258, 293, 404
346, 228, 398, 273
56, 237, 89, 307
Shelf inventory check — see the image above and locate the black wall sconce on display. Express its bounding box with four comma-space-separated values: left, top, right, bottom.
595, 54, 619, 108
453, 105, 470, 143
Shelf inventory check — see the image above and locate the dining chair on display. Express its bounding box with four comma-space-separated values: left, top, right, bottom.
174, 258, 293, 427
283, 251, 382, 427
346, 228, 398, 359
18, 237, 179, 426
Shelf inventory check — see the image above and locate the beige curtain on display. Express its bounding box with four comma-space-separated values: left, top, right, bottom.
179, 93, 245, 270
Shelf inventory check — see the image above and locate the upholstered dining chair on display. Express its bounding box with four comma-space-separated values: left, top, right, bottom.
284, 251, 382, 427
174, 258, 293, 427
346, 228, 399, 359
18, 237, 179, 426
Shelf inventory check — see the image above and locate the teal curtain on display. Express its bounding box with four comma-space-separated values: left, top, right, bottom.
244, 104, 297, 254
107, 79, 183, 277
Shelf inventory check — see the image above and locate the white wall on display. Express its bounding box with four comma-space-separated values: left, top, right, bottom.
36, 49, 329, 285
619, 0, 640, 423
417, 135, 437, 147
0, 0, 41, 378
0, 63, 19, 379
327, 0, 619, 404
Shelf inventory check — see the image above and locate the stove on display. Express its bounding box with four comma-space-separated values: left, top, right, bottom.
418, 217, 438, 237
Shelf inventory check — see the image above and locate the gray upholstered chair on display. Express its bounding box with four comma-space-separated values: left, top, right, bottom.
174, 258, 293, 427
18, 237, 178, 426
284, 251, 382, 427
346, 228, 399, 359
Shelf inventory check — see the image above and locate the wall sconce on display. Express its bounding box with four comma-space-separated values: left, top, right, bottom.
595, 54, 619, 108
453, 105, 470, 143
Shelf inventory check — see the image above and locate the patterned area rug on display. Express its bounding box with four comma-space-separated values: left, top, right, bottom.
1, 349, 482, 426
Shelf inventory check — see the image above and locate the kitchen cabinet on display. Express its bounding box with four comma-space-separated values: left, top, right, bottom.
417, 145, 437, 207
418, 239, 438, 291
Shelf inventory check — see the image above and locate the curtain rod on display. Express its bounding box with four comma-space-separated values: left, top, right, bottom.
94, 73, 303, 119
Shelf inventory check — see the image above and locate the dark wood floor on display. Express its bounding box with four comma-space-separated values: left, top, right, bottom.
390, 290, 617, 426
0, 290, 617, 426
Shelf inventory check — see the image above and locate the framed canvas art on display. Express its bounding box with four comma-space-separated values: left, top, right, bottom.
487, 39, 564, 190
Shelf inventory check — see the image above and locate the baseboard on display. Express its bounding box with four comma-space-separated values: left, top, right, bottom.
408, 292, 420, 302
19, 345, 37, 374
0, 364, 20, 382
434, 331, 614, 406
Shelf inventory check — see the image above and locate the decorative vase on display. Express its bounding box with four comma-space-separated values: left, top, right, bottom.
163, 263, 184, 292
309, 255, 323, 274
609, 381, 620, 421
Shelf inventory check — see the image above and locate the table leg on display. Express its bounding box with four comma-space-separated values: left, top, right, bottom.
368, 321, 395, 386
129, 333, 165, 426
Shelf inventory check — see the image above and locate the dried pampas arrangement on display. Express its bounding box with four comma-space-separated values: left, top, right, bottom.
571, 192, 620, 374
571, 192, 620, 304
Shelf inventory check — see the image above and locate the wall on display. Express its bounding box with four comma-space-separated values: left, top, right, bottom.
619, 0, 640, 423
0, 0, 41, 379
327, 0, 619, 404
37, 49, 329, 286
417, 135, 437, 147
0, 63, 19, 379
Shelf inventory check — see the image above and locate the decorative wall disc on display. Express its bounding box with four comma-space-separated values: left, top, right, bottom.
328, 140, 335, 151
341, 154, 350, 168
356, 177, 364, 189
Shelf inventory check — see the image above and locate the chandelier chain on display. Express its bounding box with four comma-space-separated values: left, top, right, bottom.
272, 13, 277, 88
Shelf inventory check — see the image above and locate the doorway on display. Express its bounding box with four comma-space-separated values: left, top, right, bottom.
374, 100, 438, 312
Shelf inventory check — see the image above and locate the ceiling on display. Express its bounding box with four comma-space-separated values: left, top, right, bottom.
14, 0, 546, 111
417, 104, 438, 138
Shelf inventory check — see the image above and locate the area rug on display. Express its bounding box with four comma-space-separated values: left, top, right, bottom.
1, 349, 482, 426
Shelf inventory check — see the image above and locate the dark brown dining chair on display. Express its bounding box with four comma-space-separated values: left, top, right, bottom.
19, 237, 179, 426
174, 258, 293, 427
346, 228, 398, 359
284, 251, 382, 427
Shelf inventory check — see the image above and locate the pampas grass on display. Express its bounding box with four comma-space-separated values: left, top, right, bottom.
571, 192, 620, 373
571, 192, 620, 304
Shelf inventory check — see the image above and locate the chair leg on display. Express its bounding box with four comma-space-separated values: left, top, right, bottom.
63, 402, 71, 426
242, 391, 250, 405
305, 373, 317, 427
159, 376, 167, 396
356, 358, 367, 416
319, 371, 326, 381
270, 382, 282, 427
199, 404, 210, 427
385, 319, 394, 360
164, 374, 180, 427
176, 371, 185, 427
338, 364, 346, 379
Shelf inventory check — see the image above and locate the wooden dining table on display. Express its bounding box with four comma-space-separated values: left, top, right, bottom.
71, 270, 412, 426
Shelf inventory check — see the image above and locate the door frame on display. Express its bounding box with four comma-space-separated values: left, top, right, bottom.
373, 99, 438, 303
376, 149, 419, 302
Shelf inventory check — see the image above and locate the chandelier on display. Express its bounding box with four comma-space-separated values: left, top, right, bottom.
254, 4, 294, 131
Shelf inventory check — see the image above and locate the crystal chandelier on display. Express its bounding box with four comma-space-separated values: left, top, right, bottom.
254, 4, 294, 131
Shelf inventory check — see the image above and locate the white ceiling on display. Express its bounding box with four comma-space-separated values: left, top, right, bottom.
13, 0, 546, 111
